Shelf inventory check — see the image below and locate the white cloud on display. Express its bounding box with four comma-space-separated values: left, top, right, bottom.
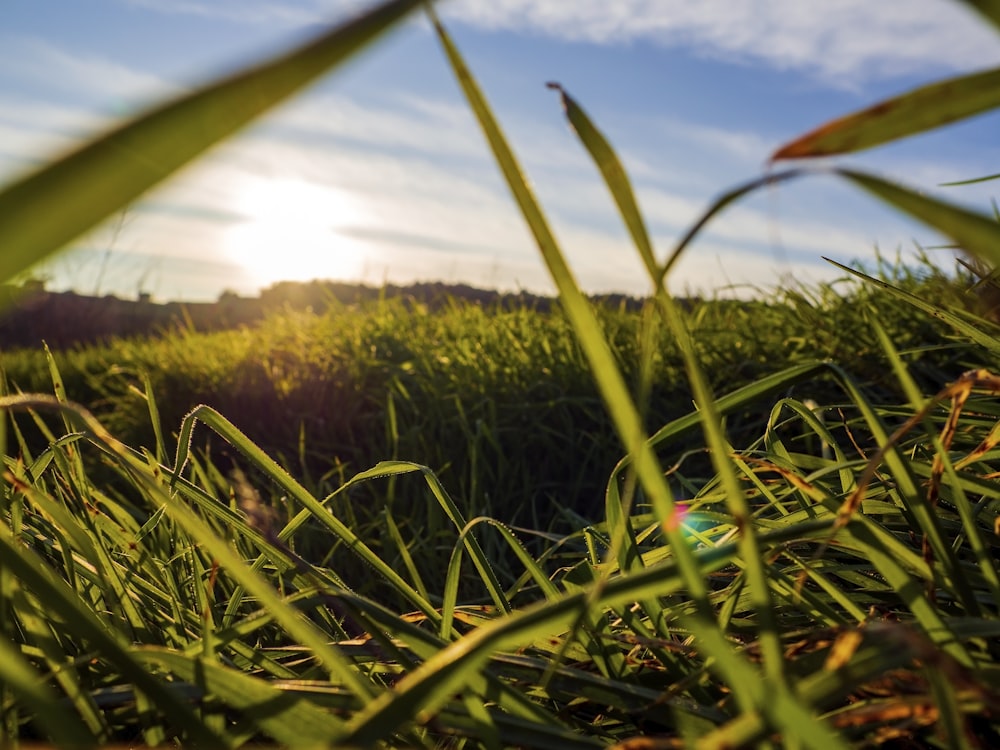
121, 0, 1000, 87
443, 0, 1000, 85
0, 36, 181, 106
96, 106, 927, 299
266, 92, 488, 162
121, 0, 327, 26
7, 6, 982, 303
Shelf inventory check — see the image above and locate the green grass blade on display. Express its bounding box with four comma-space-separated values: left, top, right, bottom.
669, 169, 1000, 282
0, 517, 227, 745
663, 169, 806, 276
382, 506, 430, 602
7, 584, 110, 739
440, 516, 560, 638
645, 361, 830, 448
870, 317, 995, 612
824, 258, 1000, 355
941, 171, 1000, 186
172, 408, 441, 619
772, 67, 1000, 159
4, 394, 381, 701
135, 369, 168, 464
427, 3, 711, 605
436, 18, 851, 739
133, 647, 346, 745
342, 521, 839, 746
548, 83, 810, 691
0, 633, 96, 748
956, 1, 1000, 33
405, 462, 511, 614
836, 168, 1000, 269
427, 6, 795, 710
0, 0, 422, 282
546, 83, 658, 279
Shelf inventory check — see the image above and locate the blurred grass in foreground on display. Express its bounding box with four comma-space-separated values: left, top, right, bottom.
1, 0, 1000, 746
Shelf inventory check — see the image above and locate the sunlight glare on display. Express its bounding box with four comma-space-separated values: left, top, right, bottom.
224, 177, 369, 287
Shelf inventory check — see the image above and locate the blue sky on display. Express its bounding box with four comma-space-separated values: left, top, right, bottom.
2, 1, 999, 302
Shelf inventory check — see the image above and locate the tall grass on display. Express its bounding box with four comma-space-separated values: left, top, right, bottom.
1, 0, 999, 746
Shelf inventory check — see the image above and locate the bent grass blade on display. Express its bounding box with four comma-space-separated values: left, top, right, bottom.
342, 521, 837, 746
133, 647, 347, 745
426, 6, 711, 605
835, 168, 1000, 270
666, 167, 1000, 291
958, 0, 1000, 31
545, 82, 658, 280
824, 257, 1000, 355
172, 407, 448, 620
0, 631, 96, 749
0, 0, 423, 283
423, 12, 846, 750
664, 169, 808, 276
772, 67, 1000, 160
1, 394, 380, 709
550, 83, 796, 698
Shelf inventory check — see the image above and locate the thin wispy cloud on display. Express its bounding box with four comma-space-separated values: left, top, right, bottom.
120, 0, 328, 27
269, 93, 488, 162
7, 1, 993, 301
0, 96, 108, 160
118, 1, 1000, 85
445, 0, 1000, 85
0, 35, 180, 105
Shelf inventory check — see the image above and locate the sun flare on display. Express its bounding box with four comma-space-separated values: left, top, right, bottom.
224, 176, 369, 287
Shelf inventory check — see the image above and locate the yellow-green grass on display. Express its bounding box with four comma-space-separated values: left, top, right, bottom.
1, 0, 1000, 746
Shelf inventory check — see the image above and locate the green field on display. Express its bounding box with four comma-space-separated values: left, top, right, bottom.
0, 259, 982, 531
2, 1, 1000, 747
2, 257, 999, 747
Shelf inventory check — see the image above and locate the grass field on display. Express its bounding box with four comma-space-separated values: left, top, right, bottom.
1, 256, 999, 747
2, 1, 1000, 746
0, 256, 982, 529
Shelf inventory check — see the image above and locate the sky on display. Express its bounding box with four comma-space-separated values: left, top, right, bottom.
1, 1, 999, 302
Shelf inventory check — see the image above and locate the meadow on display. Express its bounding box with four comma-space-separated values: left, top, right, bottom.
0, 259, 985, 536
2, 0, 1000, 747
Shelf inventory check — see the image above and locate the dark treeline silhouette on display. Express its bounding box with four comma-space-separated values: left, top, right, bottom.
0, 279, 650, 349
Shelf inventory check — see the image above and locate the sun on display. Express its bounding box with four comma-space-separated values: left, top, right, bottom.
223, 176, 369, 287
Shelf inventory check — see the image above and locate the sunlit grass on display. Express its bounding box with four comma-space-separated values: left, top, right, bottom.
1, 0, 1000, 746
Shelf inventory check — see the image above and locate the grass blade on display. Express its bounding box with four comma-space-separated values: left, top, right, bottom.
133, 647, 345, 745
0, 0, 422, 282
549, 83, 789, 688
0, 516, 227, 746
172, 408, 444, 620
0, 632, 95, 748
427, 3, 710, 603
835, 168, 1000, 269
940, 171, 1000, 186
4, 394, 381, 703
668, 166, 1000, 284
772, 67, 1000, 159
342, 521, 839, 746
545, 83, 658, 279
823, 258, 1000, 355
664, 169, 806, 276
956, 0, 1000, 33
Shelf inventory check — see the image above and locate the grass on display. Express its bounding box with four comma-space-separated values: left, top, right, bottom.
1, 0, 1000, 746
0, 258, 997, 747
0, 259, 981, 523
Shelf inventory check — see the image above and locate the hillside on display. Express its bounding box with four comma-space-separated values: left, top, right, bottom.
0, 278, 647, 349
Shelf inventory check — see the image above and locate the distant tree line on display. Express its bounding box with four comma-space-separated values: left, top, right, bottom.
0, 279, 649, 349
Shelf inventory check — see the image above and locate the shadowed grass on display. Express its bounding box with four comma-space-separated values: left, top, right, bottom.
1, 0, 1000, 746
